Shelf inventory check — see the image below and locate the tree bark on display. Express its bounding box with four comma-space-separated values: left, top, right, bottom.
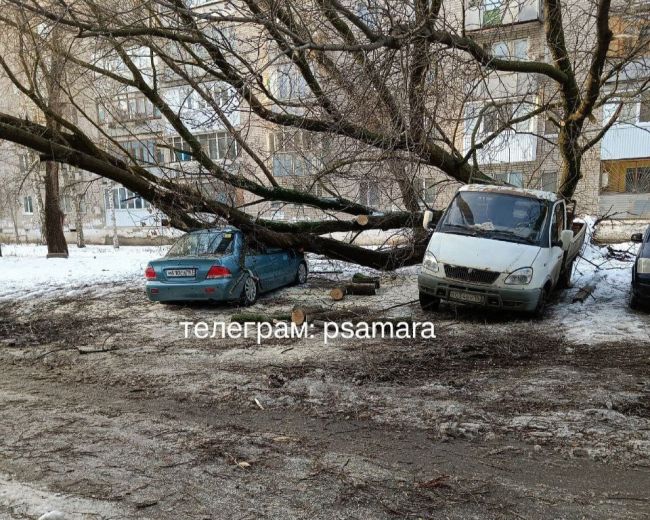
75, 193, 85, 248
44, 161, 69, 258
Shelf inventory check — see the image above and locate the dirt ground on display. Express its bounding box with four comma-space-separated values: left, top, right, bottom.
1, 272, 649, 519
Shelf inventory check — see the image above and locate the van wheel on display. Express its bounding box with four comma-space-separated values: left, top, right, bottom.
419, 291, 440, 311
531, 287, 549, 319
240, 276, 259, 307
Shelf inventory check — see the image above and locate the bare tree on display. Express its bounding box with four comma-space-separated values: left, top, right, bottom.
0, 0, 646, 268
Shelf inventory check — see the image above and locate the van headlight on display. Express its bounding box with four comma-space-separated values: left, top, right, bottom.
638, 258, 650, 274
505, 267, 533, 285
422, 251, 439, 273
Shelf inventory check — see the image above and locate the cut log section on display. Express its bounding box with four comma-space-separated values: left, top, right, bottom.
291, 306, 365, 325
355, 214, 369, 226
291, 305, 328, 325
329, 283, 376, 301
351, 273, 380, 288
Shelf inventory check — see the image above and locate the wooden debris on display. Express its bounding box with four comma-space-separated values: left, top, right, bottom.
291, 305, 327, 325
351, 273, 381, 288
572, 285, 595, 303
329, 283, 376, 300
355, 214, 369, 226
291, 306, 367, 325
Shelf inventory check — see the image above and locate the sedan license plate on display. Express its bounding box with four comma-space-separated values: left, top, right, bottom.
449, 290, 485, 304
166, 269, 196, 278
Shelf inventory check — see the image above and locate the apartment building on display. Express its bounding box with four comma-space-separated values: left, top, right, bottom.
451, 0, 650, 232
0, 0, 648, 246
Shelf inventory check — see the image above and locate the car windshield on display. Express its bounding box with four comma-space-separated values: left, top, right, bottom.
439, 191, 549, 245
167, 231, 234, 257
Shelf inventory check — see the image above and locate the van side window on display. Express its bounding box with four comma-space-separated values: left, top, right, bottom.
551, 203, 565, 244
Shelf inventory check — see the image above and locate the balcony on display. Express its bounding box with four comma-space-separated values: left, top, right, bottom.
463, 132, 537, 164
465, 0, 543, 31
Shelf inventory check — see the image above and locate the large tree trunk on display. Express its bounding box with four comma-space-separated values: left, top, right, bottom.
44, 161, 69, 258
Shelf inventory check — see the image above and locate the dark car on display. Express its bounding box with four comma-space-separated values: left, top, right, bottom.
630, 226, 650, 310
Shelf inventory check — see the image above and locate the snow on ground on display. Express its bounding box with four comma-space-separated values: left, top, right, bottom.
0, 244, 168, 302
1, 230, 648, 344
551, 220, 649, 344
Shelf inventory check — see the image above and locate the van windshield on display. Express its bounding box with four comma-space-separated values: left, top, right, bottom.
167, 231, 235, 257
439, 191, 549, 245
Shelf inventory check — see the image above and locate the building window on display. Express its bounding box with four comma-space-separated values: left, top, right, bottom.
270, 129, 319, 178
355, 1, 379, 28
618, 103, 637, 124
421, 179, 436, 204
112, 187, 152, 210
540, 171, 558, 192
171, 132, 237, 162
478, 103, 532, 135
483, 0, 501, 26
491, 39, 528, 60
102, 94, 161, 124
119, 140, 162, 164
493, 172, 524, 188
625, 167, 650, 193
359, 181, 380, 207
544, 111, 561, 135
23, 196, 34, 214
270, 63, 308, 100
272, 154, 320, 177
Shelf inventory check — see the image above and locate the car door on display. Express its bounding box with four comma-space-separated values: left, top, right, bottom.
243, 239, 275, 291
265, 248, 294, 287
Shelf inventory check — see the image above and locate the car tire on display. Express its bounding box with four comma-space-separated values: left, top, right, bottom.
240, 276, 259, 307
630, 293, 640, 310
419, 291, 440, 311
294, 262, 308, 285
531, 286, 549, 319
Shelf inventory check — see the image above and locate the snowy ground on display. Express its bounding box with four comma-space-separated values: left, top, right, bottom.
1, 238, 649, 519
1, 234, 647, 345
0, 244, 168, 302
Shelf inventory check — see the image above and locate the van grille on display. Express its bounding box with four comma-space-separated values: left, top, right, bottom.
444, 265, 500, 285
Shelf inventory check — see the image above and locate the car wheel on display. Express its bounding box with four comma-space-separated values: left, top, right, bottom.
295, 262, 308, 285
241, 276, 259, 307
531, 286, 549, 319
419, 291, 440, 311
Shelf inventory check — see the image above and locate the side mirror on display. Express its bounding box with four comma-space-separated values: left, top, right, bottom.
423, 210, 434, 230
631, 233, 643, 243
560, 229, 573, 251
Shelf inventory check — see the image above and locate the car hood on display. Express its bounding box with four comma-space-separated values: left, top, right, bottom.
428, 232, 541, 273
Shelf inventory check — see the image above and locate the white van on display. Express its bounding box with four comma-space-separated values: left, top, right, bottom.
419, 185, 586, 316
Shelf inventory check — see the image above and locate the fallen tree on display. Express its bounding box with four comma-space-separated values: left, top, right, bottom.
0, 0, 647, 268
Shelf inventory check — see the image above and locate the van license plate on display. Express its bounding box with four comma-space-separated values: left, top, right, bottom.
166, 269, 196, 277
449, 291, 484, 304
